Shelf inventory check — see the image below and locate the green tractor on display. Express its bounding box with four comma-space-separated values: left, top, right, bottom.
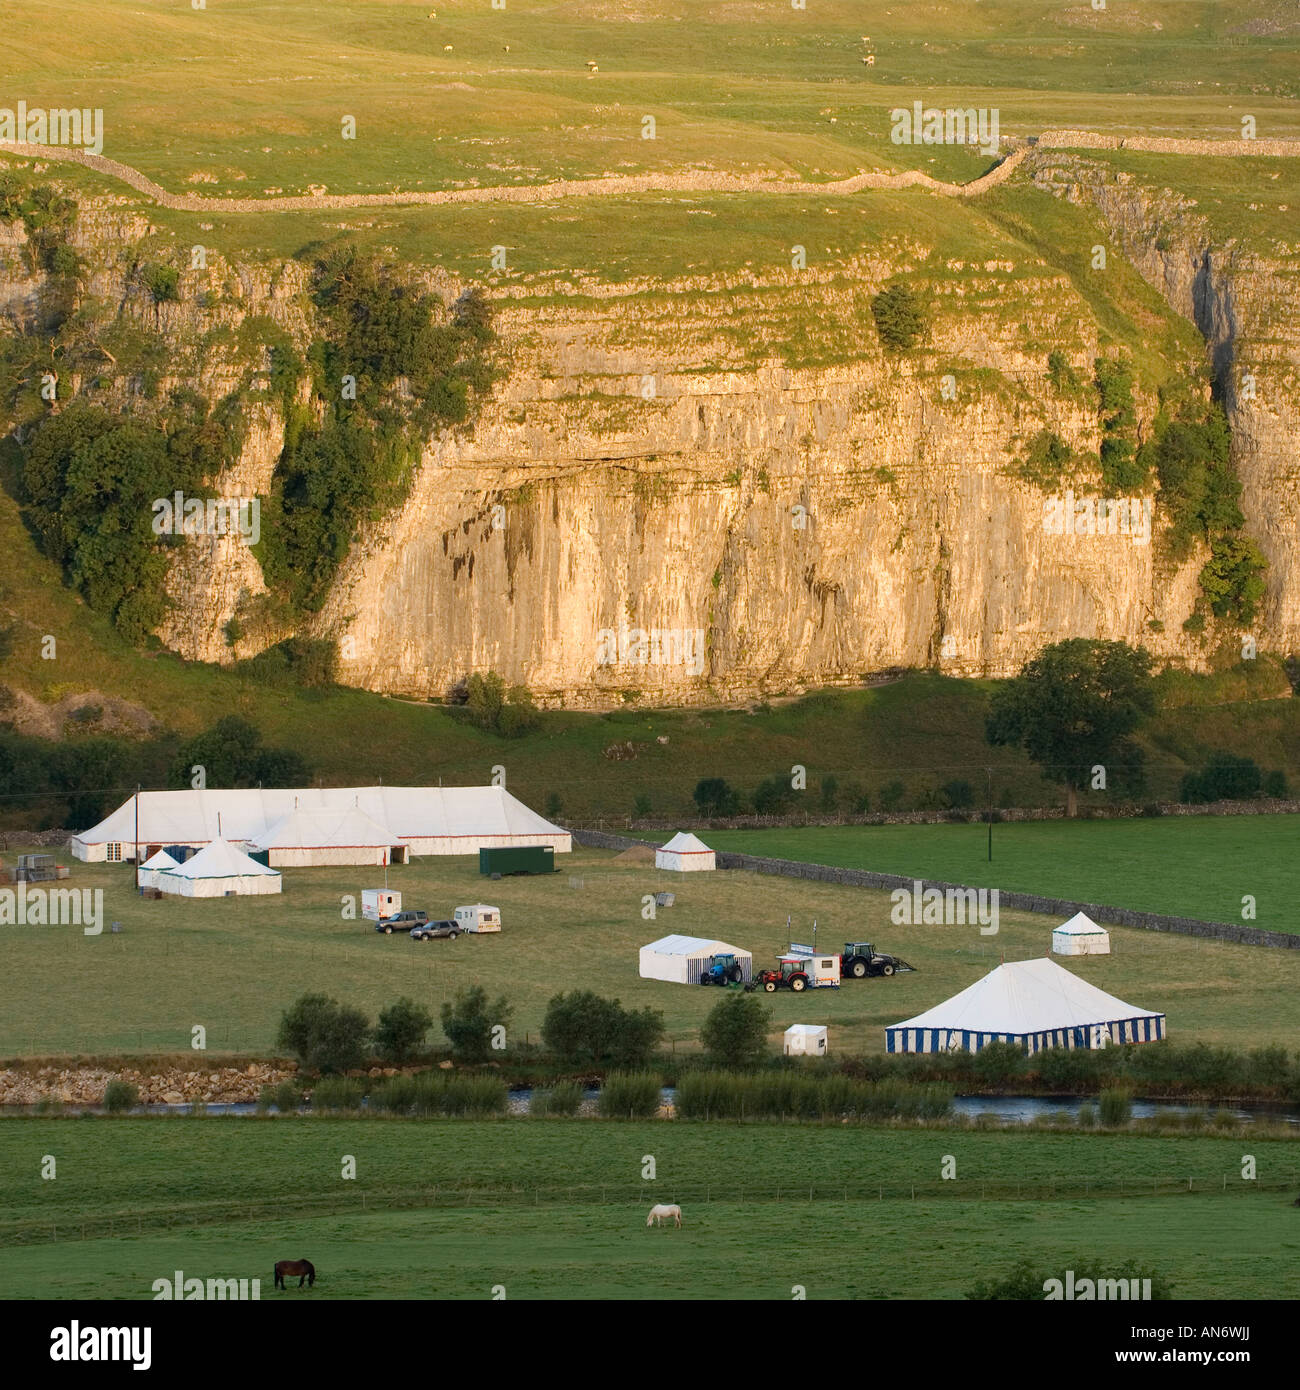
699, 952, 746, 987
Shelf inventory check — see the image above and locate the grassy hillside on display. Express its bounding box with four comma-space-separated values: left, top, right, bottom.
1, 1119, 1296, 1298
3, 846, 1299, 1056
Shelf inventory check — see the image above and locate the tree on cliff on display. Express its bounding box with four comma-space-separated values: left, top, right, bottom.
985, 639, 1155, 817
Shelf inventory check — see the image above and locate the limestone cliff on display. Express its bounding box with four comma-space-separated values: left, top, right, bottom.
0, 178, 1292, 708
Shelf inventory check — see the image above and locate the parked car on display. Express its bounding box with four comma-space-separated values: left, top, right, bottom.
410, 919, 460, 941
374, 910, 429, 936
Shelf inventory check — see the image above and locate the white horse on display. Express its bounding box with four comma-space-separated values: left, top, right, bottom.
646, 1203, 682, 1228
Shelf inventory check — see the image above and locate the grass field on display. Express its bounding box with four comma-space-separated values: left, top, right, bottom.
708, 815, 1300, 935
4, 844, 1300, 1058
6, 0, 1300, 202
1, 1118, 1297, 1299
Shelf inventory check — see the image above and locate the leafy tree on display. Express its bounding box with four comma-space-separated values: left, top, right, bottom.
1199, 534, 1267, 625
610, 1006, 666, 1066
871, 283, 929, 351
986, 639, 1155, 816
1018, 429, 1073, 489
276, 993, 371, 1073
374, 997, 434, 1063
541, 990, 623, 1062
879, 780, 906, 811
940, 779, 975, 809
440, 985, 511, 1063
700, 993, 771, 1069
141, 264, 179, 303
752, 775, 796, 815
1046, 351, 1079, 392
1094, 356, 1144, 491
693, 777, 740, 817
1180, 752, 1262, 804
169, 715, 310, 789
461, 671, 540, 737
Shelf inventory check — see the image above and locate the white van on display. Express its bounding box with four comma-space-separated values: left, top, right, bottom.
453, 904, 501, 934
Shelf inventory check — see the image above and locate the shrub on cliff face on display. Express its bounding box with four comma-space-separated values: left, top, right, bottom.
871, 283, 929, 351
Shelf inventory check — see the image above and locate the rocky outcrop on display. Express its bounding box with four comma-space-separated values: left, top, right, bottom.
1031, 152, 1300, 649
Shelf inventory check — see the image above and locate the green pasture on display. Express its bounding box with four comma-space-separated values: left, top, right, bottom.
708, 815, 1300, 934
0, 1118, 1296, 1298
2, 844, 1299, 1056
6, 0, 1300, 202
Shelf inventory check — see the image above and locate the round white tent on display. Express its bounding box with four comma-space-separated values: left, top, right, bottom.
1052, 911, 1111, 956
639, 934, 752, 984
886, 957, 1164, 1054
157, 838, 282, 898
136, 848, 179, 890
655, 831, 716, 872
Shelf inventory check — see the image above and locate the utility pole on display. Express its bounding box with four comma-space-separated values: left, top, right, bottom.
134, 784, 140, 891
986, 767, 993, 863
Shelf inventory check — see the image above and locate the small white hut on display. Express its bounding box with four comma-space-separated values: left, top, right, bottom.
783, 1024, 828, 1057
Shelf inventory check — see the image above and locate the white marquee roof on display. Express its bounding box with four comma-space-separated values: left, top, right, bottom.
160, 838, 281, 881
659, 832, 714, 854
139, 849, 180, 871
248, 806, 406, 851
641, 933, 749, 957
75, 786, 565, 849
1053, 911, 1110, 936
890, 957, 1158, 1036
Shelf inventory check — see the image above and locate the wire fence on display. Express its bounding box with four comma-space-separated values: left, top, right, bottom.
5, 1172, 1297, 1247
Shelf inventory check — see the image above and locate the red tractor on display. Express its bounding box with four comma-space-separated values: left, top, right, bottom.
751, 953, 841, 993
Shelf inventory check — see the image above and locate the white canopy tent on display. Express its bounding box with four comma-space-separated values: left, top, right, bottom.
1052, 911, 1112, 956
655, 831, 716, 872
157, 838, 282, 898
886, 957, 1164, 1054
136, 848, 179, 890
784, 1024, 828, 1057
71, 786, 570, 863
639, 934, 752, 984
247, 806, 409, 868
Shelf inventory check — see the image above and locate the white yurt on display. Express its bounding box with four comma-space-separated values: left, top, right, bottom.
784, 1024, 828, 1057
638, 934, 752, 984
655, 831, 716, 872
1052, 911, 1111, 956
136, 848, 180, 890
156, 838, 282, 898
886, 957, 1164, 1054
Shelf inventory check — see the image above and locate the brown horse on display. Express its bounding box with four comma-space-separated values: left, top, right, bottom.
274, 1259, 316, 1290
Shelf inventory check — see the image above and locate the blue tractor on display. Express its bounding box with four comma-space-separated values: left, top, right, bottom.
699, 952, 745, 986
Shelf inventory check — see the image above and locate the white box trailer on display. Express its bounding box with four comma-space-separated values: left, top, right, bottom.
362, 889, 401, 922
784, 1024, 828, 1056
454, 904, 501, 934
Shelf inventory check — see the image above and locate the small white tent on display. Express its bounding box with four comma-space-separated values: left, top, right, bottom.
655, 831, 716, 872
639, 934, 752, 984
157, 838, 282, 898
886, 957, 1163, 1054
1052, 911, 1111, 956
784, 1024, 828, 1057
136, 848, 179, 890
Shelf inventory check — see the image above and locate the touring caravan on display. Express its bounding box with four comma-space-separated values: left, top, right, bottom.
454, 904, 501, 934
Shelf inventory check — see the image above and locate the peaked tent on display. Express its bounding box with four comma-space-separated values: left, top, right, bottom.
886, 957, 1163, 1054
157, 838, 282, 898
1052, 911, 1111, 957
655, 831, 716, 872
639, 934, 752, 984
247, 806, 409, 868
136, 848, 179, 890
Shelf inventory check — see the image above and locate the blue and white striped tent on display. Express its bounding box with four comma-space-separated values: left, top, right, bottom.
885, 957, 1165, 1055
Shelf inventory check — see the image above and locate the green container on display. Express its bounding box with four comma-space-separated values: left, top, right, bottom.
479, 845, 556, 876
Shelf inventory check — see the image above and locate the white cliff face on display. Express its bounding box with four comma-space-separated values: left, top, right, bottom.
315, 272, 1211, 707
2, 197, 1288, 704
